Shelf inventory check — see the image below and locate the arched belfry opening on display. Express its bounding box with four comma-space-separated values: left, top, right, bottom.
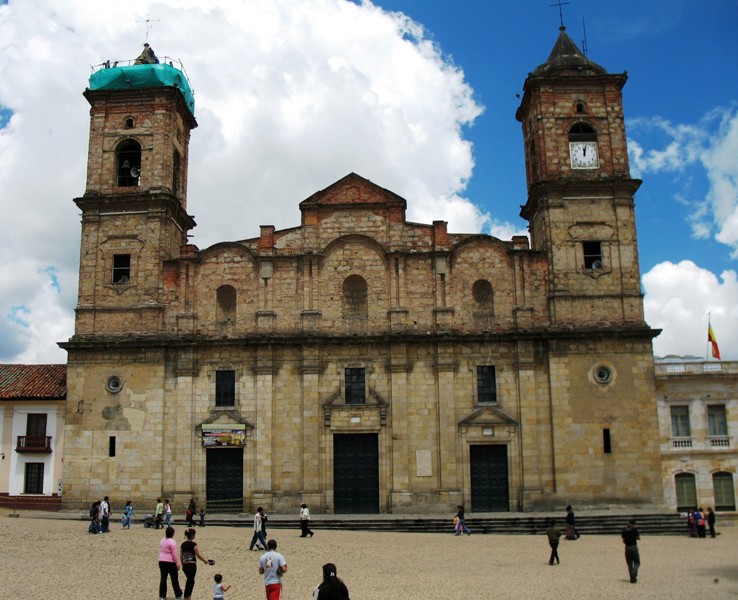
116, 139, 141, 187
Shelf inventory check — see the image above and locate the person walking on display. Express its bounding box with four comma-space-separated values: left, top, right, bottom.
158, 526, 183, 600
695, 507, 707, 538
565, 505, 578, 540
249, 507, 268, 551
621, 519, 641, 584
258, 539, 287, 600
261, 507, 269, 539
187, 498, 197, 528
100, 496, 111, 533
88, 500, 100, 534
455, 505, 471, 535
707, 507, 717, 538
312, 562, 351, 600
299, 503, 314, 537
122, 500, 134, 529
165, 498, 173, 528
181, 528, 212, 600
546, 519, 562, 565
213, 573, 231, 599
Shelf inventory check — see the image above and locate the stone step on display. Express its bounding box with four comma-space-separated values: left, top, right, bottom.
191, 513, 687, 535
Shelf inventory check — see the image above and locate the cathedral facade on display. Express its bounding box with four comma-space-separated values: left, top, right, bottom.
61, 28, 664, 514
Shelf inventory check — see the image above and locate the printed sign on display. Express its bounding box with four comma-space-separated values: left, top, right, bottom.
201, 424, 246, 447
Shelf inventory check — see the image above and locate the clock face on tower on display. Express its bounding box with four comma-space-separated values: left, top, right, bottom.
569, 141, 599, 169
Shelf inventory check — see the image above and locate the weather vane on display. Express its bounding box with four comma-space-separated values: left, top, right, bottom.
550, 0, 570, 28
136, 14, 160, 44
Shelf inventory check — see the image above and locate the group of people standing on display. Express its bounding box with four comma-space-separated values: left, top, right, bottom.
687, 507, 717, 538
87, 496, 111, 533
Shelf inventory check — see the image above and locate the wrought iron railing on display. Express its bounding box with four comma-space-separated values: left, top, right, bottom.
16, 436, 52, 453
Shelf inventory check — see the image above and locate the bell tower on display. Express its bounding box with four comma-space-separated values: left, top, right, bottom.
74, 45, 197, 335
516, 27, 644, 326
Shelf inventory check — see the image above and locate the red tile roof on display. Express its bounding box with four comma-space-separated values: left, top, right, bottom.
0, 364, 66, 399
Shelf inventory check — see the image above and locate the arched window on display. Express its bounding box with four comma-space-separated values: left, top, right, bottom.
216, 285, 237, 323
124, 116, 134, 129
472, 279, 493, 308
116, 139, 141, 187
713, 472, 736, 511
343, 275, 368, 329
675, 473, 697, 512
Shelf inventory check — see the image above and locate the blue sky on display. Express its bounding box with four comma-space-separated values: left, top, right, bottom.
0, 0, 737, 362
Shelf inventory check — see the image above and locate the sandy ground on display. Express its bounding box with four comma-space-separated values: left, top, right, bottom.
0, 512, 736, 600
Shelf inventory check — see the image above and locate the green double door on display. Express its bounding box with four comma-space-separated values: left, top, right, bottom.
470, 444, 509, 512
206, 448, 243, 513
334, 434, 379, 513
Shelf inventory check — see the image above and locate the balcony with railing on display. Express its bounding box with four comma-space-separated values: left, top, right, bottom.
16, 436, 52, 453
668, 436, 732, 451
707, 435, 731, 449
655, 359, 738, 376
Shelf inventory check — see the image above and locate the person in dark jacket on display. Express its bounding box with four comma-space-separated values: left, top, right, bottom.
312, 562, 350, 600
621, 519, 641, 583
707, 507, 717, 538
546, 519, 563, 565
565, 505, 578, 540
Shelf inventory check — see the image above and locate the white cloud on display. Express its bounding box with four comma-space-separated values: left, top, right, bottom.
629, 108, 738, 254
643, 260, 738, 360
0, 0, 485, 363
487, 219, 528, 241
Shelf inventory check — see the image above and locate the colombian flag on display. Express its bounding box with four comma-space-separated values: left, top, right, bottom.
708, 325, 721, 360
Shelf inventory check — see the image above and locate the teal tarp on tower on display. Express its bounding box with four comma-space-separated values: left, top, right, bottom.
88, 63, 195, 116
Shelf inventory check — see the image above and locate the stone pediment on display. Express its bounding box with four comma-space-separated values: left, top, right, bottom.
458, 406, 519, 429
321, 386, 388, 428
196, 410, 254, 431
299, 173, 407, 210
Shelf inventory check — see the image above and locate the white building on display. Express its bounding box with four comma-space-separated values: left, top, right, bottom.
0, 365, 66, 510
656, 357, 737, 513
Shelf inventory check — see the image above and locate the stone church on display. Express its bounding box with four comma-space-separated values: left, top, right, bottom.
61, 27, 664, 514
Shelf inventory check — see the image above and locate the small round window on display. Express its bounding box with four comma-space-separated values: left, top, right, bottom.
106, 375, 123, 393
594, 365, 612, 385
472, 279, 493, 305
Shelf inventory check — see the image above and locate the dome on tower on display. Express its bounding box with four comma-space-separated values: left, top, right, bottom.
87, 43, 195, 115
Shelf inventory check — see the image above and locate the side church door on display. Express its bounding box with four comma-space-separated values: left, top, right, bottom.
470, 444, 509, 511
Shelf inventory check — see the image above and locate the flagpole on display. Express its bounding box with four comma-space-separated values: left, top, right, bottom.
707, 312, 711, 361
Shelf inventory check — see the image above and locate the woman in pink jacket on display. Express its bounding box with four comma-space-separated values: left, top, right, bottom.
159, 526, 183, 600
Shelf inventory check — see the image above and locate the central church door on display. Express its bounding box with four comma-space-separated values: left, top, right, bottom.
333, 433, 379, 513
206, 448, 243, 513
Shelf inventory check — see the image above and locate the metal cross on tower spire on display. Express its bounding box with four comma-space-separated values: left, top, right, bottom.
136, 14, 161, 44
549, 0, 570, 28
